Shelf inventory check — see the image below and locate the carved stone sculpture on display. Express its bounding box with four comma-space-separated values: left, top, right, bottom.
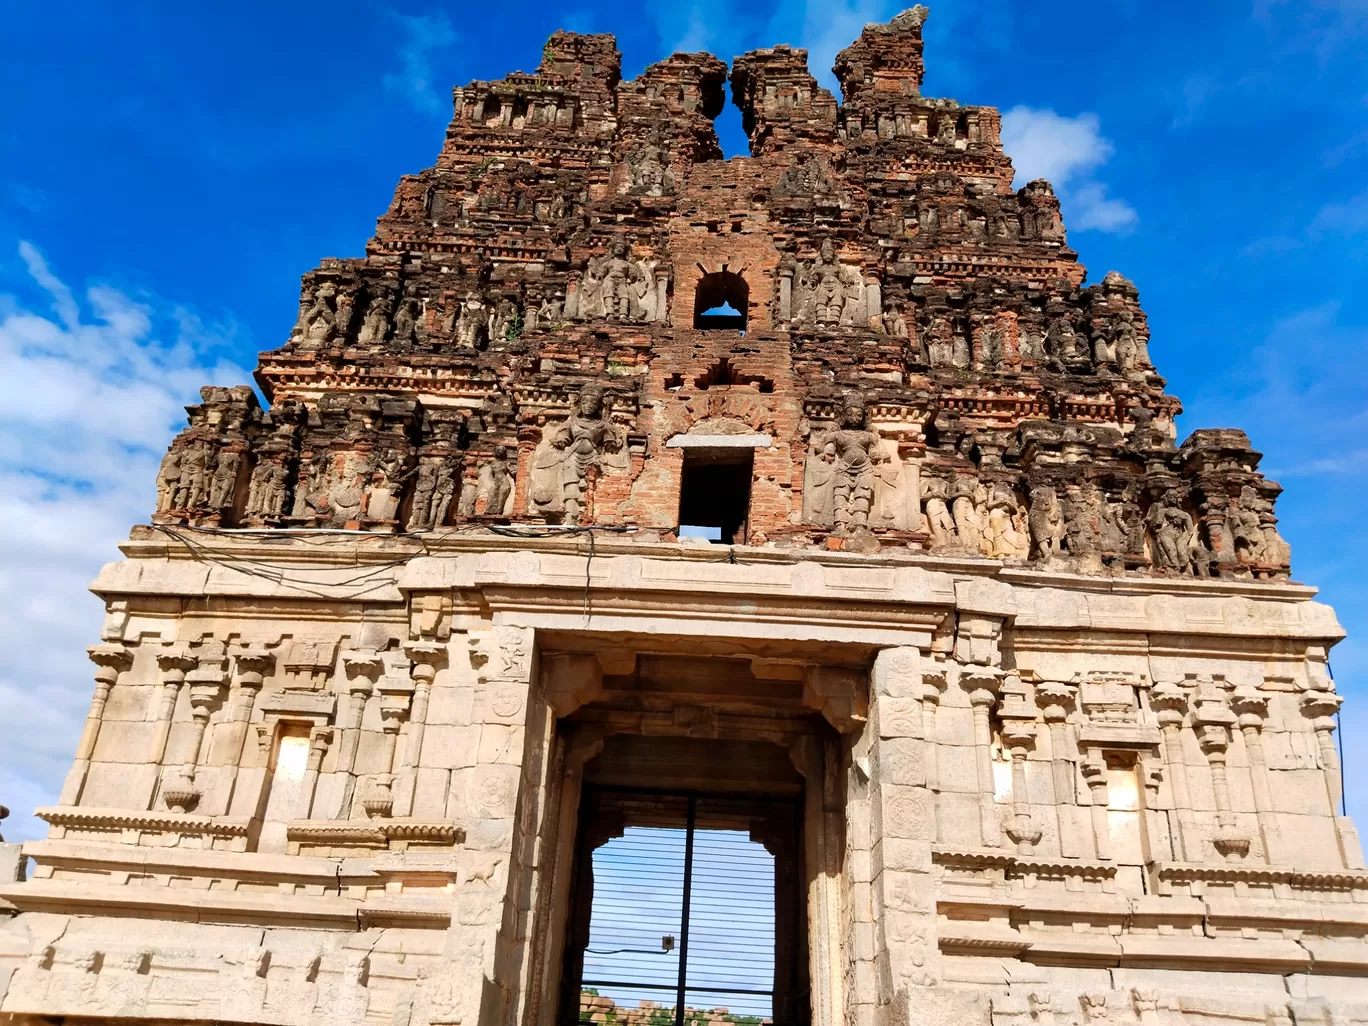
407, 458, 458, 530
1028, 485, 1066, 559
245, 459, 290, 518
983, 484, 1029, 558
803, 393, 879, 536
792, 240, 873, 327
489, 297, 520, 342
921, 475, 957, 548
358, 291, 393, 344
529, 385, 622, 524
392, 298, 419, 344
298, 285, 337, 344
453, 293, 488, 348
573, 236, 662, 323
625, 136, 675, 196
462, 445, 515, 516
950, 475, 984, 551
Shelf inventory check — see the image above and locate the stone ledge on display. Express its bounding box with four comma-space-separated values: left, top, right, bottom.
36, 806, 251, 838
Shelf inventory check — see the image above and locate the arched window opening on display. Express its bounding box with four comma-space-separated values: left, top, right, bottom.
693, 271, 749, 330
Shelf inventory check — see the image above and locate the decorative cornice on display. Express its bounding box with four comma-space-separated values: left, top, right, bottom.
36, 807, 250, 837
287, 818, 462, 847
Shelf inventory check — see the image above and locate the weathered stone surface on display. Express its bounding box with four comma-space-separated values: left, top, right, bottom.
1, 10, 1362, 1026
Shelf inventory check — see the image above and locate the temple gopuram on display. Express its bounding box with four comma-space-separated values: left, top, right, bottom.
3, 9, 1364, 1026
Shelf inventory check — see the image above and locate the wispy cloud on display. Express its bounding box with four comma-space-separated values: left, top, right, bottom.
0, 242, 248, 842
383, 11, 460, 114
1000, 107, 1138, 234
1311, 187, 1368, 236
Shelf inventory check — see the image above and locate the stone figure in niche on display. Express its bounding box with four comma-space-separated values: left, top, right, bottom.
625, 136, 675, 196
881, 303, 909, 338
361, 449, 408, 522
950, 476, 984, 551
951, 320, 972, 369
489, 297, 520, 342
358, 291, 393, 344
926, 317, 955, 368
870, 442, 912, 530
291, 452, 329, 518
407, 458, 457, 531
246, 460, 289, 518
461, 445, 515, 516
1107, 484, 1146, 556
803, 441, 839, 527
453, 293, 489, 348
803, 393, 879, 536
392, 298, 419, 344
1045, 316, 1083, 370
155, 449, 183, 512
983, 484, 1029, 559
529, 385, 623, 524
538, 294, 563, 325
1231, 486, 1273, 563
920, 475, 957, 548
774, 153, 835, 199
176, 442, 213, 510
978, 321, 1005, 369
1147, 499, 1201, 574
208, 450, 242, 509
1093, 326, 1118, 369
298, 285, 337, 344
793, 240, 870, 327
1064, 484, 1106, 562
1019, 328, 1046, 362
576, 236, 658, 322
1028, 485, 1066, 559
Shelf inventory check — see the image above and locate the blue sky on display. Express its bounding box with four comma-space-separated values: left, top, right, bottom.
2, 0, 1367, 844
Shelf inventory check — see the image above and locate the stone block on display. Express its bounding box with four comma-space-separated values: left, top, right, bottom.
420, 725, 480, 770
425, 684, 474, 726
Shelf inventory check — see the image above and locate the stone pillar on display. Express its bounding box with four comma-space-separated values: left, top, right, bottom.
1231, 686, 1280, 864
965, 671, 1002, 848
325, 649, 382, 820
58, 644, 132, 805
1150, 680, 1196, 861
1036, 681, 1079, 858
916, 667, 946, 843
217, 646, 271, 810
299, 727, 334, 820
364, 689, 410, 818
1302, 690, 1364, 868
998, 673, 1041, 854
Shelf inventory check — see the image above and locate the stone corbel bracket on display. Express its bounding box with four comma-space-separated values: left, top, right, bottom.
32, 805, 252, 850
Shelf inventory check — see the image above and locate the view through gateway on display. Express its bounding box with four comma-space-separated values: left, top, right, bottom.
572, 790, 784, 1026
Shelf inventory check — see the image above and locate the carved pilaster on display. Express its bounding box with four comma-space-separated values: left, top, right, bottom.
1036, 680, 1079, 857
965, 670, 1002, 848
1192, 678, 1248, 861
1150, 680, 1195, 861
58, 644, 132, 805
1231, 685, 1279, 864
998, 673, 1041, 853
394, 640, 449, 816
1302, 689, 1363, 868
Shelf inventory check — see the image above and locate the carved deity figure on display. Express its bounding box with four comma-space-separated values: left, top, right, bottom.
794, 240, 867, 327
803, 394, 879, 535
1231, 486, 1266, 563
975, 321, 1004, 370
358, 292, 393, 344
1146, 499, 1210, 576
392, 298, 419, 344
407, 458, 457, 531
575, 236, 656, 322
463, 445, 515, 516
246, 459, 289, 518
177, 442, 213, 510
870, 441, 914, 529
454, 293, 488, 348
1115, 311, 1143, 371
298, 285, 337, 344
921, 475, 957, 548
950, 475, 984, 551
926, 317, 955, 368
155, 448, 183, 512
1028, 485, 1066, 559
530, 385, 621, 524
881, 303, 909, 338
489, 297, 520, 342
983, 484, 1029, 559
625, 137, 675, 196
803, 441, 839, 527
1046, 316, 1083, 370
208, 450, 241, 509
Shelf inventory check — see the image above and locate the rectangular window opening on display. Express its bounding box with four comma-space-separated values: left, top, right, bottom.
678, 449, 753, 545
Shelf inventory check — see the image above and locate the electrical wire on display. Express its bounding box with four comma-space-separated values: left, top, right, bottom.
1330, 659, 1347, 817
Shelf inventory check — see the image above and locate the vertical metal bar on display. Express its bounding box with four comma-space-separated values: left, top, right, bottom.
675, 794, 696, 1026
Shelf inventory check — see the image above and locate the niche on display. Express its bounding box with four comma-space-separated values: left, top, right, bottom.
693, 270, 749, 330
677, 448, 753, 544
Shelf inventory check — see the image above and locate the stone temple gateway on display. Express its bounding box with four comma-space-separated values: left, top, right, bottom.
1, 8, 1363, 1026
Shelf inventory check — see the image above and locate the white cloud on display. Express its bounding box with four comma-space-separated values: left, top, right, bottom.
382, 11, 459, 114
1311, 187, 1368, 236
0, 242, 247, 843
777, 0, 896, 95
1001, 106, 1138, 234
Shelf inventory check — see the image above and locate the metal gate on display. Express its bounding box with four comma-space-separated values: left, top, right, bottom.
564, 786, 802, 1026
